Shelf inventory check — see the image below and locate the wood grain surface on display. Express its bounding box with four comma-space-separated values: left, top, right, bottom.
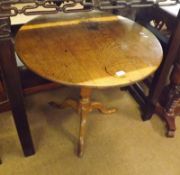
15, 11, 163, 88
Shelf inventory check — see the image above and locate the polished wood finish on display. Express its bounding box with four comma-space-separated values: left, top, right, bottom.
15, 11, 163, 156
15, 12, 162, 88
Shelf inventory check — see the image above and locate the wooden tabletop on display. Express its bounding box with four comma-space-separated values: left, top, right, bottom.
15, 11, 163, 88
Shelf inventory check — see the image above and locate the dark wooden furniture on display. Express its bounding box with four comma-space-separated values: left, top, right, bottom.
156, 53, 180, 137
0, 0, 177, 162
15, 12, 162, 156
156, 10, 180, 137
129, 6, 180, 136
156, 5, 180, 137
0, 8, 59, 162
0, 18, 35, 159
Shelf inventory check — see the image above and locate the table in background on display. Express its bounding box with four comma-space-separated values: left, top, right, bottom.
131, 5, 180, 136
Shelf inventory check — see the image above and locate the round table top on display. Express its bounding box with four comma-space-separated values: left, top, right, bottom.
15, 11, 163, 88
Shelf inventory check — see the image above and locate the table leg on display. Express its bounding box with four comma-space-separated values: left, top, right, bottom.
78, 87, 91, 157
0, 39, 35, 157
49, 87, 116, 157
49, 99, 78, 111
91, 102, 117, 114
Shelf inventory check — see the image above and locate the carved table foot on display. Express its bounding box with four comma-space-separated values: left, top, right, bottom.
49, 99, 78, 112
164, 114, 176, 137
49, 87, 117, 157
91, 102, 117, 114
156, 103, 176, 137
167, 130, 175, 137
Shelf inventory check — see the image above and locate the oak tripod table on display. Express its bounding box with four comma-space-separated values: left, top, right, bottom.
15, 11, 163, 157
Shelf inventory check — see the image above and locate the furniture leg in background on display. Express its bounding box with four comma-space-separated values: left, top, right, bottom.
0, 17, 35, 157
143, 10, 180, 121
156, 53, 180, 137
131, 9, 180, 122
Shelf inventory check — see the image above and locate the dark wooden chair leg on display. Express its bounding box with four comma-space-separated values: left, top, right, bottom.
0, 37, 35, 156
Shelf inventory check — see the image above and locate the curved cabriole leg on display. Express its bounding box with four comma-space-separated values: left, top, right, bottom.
49, 99, 78, 112
48, 87, 117, 157
91, 102, 117, 114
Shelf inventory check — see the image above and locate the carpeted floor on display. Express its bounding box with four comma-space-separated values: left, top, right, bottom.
0, 87, 180, 175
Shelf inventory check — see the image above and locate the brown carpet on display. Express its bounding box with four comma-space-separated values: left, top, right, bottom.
0, 87, 180, 175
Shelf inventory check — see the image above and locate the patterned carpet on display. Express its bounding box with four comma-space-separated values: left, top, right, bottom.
0, 87, 180, 175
